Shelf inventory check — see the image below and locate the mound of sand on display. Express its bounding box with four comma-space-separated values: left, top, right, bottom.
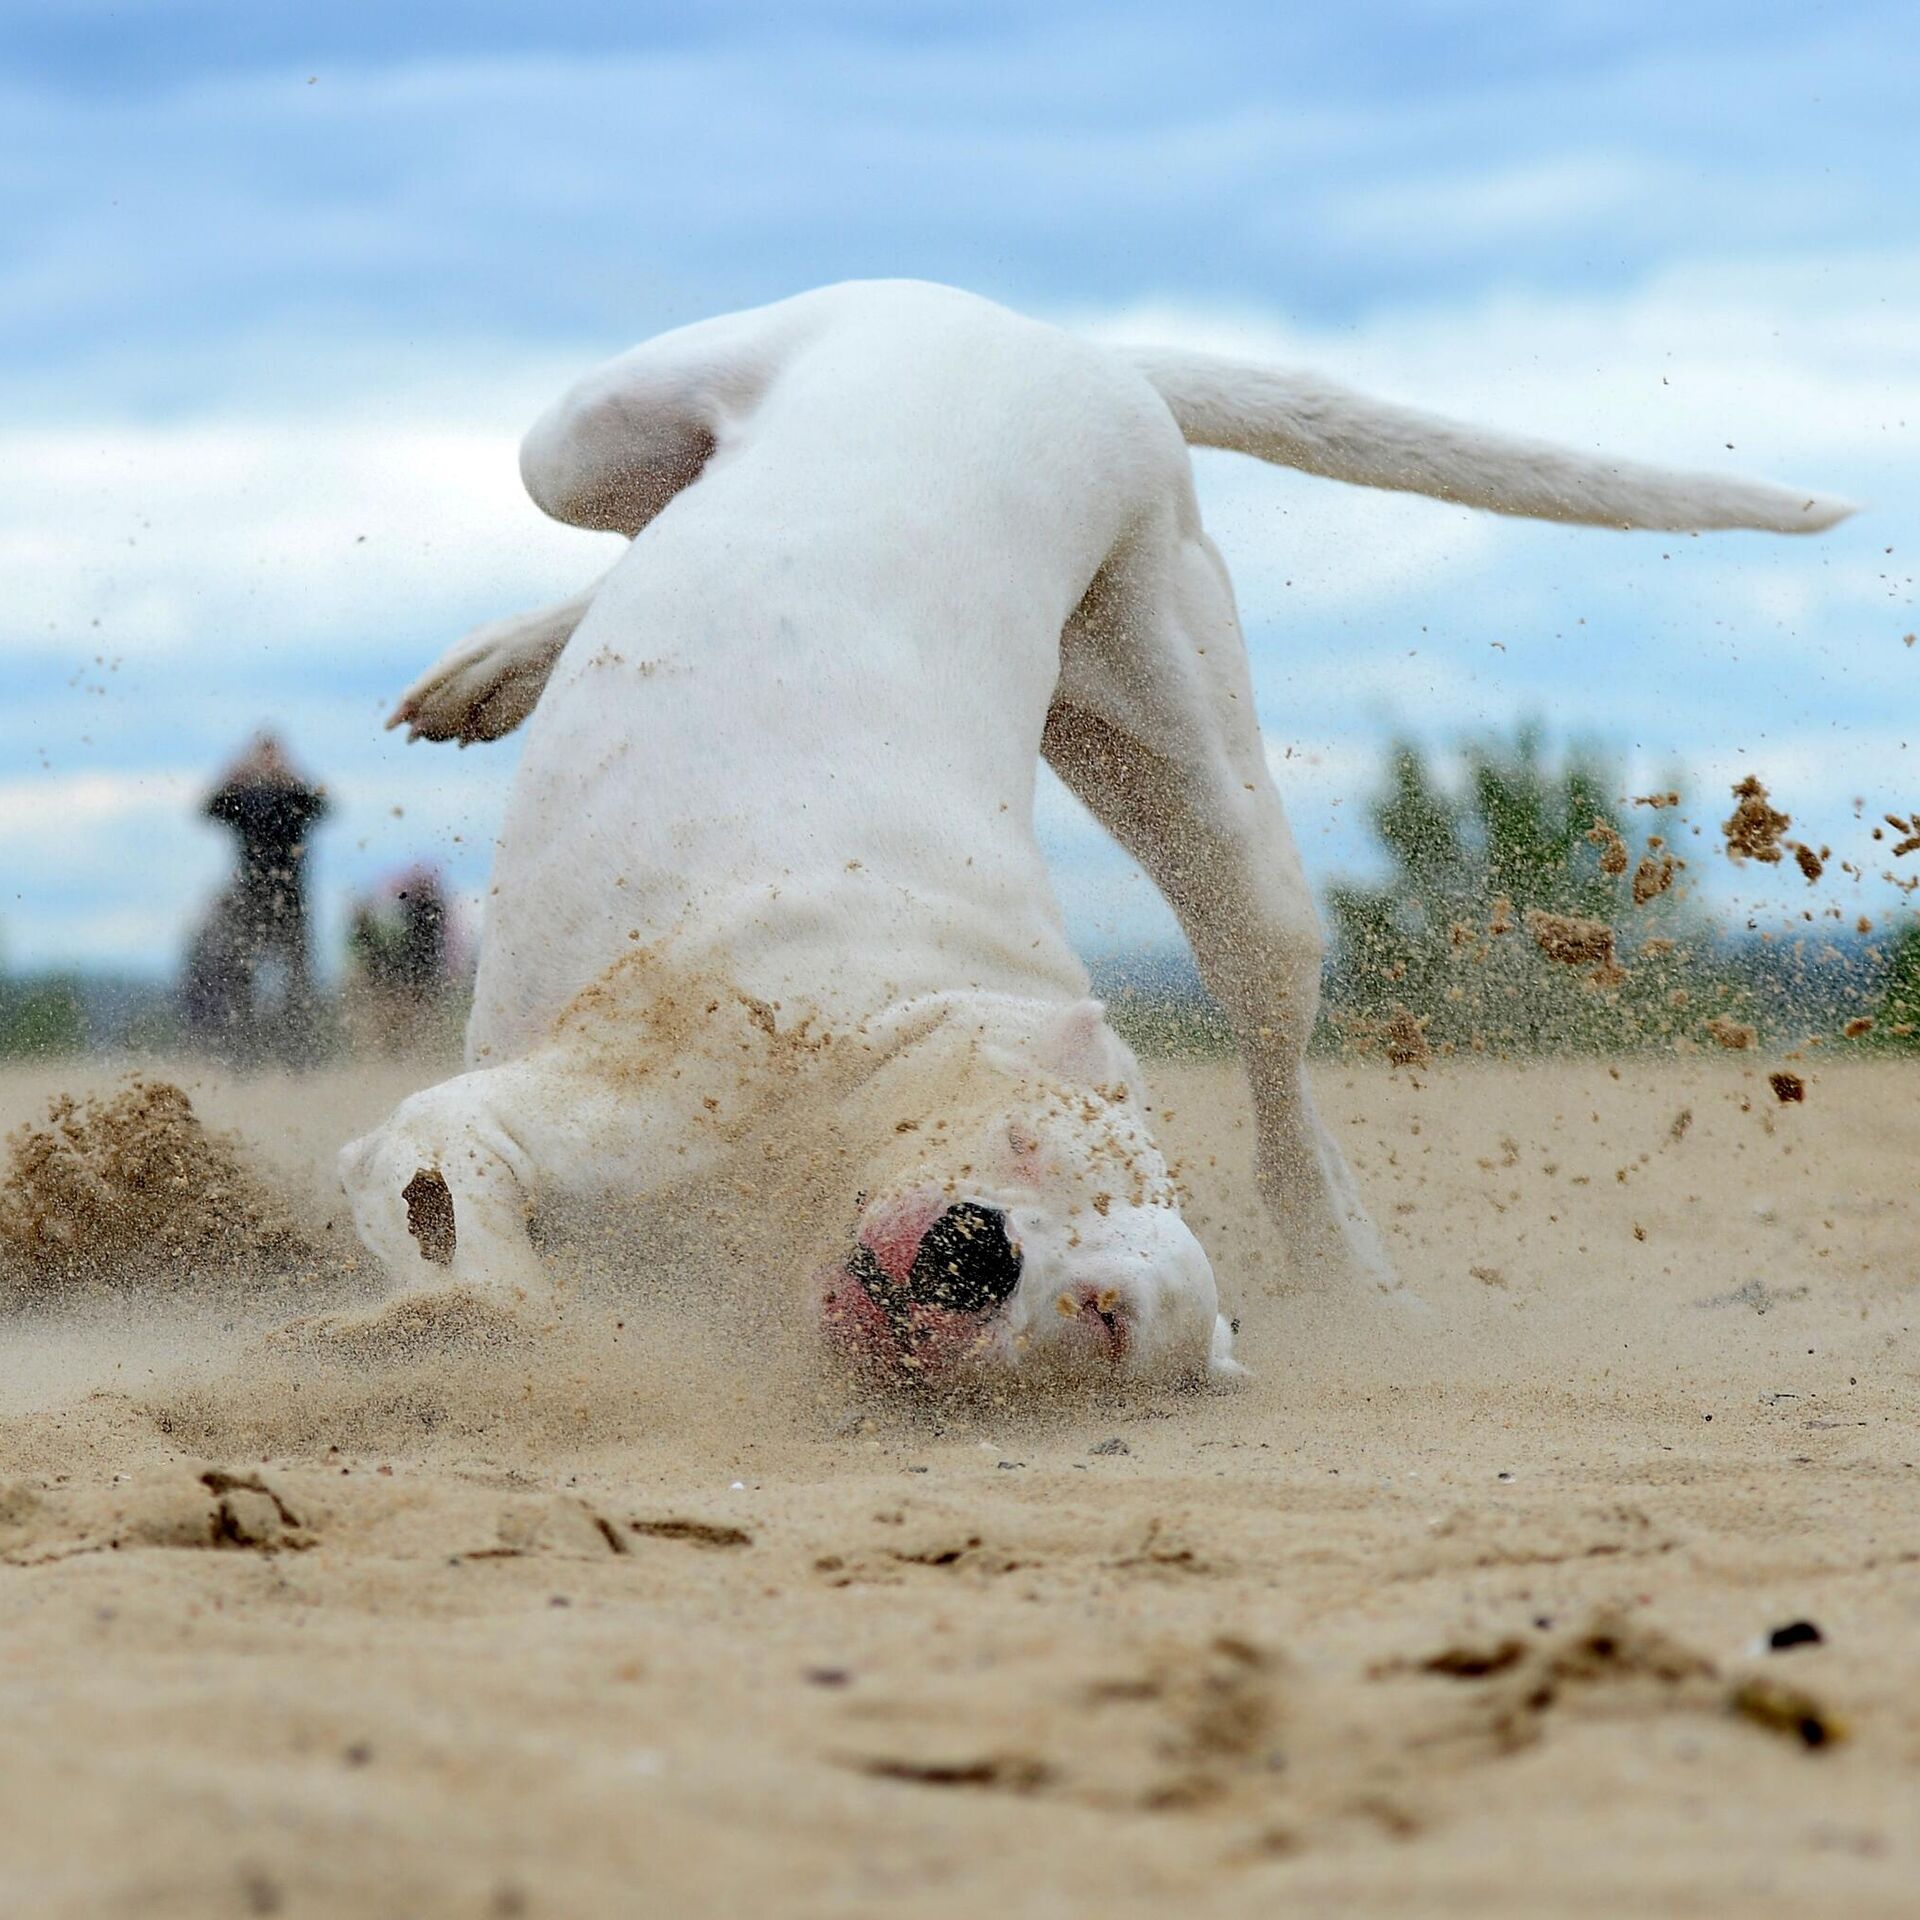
0, 1077, 317, 1304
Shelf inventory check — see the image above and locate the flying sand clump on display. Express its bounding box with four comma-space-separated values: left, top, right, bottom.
1884, 813, 1920, 859
1378, 1007, 1432, 1070
1632, 842, 1677, 905
1585, 818, 1630, 877
0, 1079, 315, 1305
1524, 910, 1626, 990
1722, 777, 1790, 865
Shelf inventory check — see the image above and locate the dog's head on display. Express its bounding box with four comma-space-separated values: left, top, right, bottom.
812, 1003, 1240, 1389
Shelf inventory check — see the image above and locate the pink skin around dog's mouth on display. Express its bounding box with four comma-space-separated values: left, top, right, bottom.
814, 1194, 1135, 1380
815, 1274, 998, 1379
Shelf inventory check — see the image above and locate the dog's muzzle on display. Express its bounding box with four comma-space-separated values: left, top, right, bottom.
818, 1199, 1023, 1377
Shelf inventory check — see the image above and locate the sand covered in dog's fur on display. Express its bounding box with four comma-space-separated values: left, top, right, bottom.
0, 1054, 1915, 1917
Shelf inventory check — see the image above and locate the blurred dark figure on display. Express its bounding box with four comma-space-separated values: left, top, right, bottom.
182, 731, 330, 1063
347, 864, 456, 1055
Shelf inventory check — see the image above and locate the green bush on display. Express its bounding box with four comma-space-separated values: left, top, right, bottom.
1320, 727, 1757, 1058
0, 975, 86, 1059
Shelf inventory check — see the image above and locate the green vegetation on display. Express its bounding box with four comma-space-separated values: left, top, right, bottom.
1106, 728, 1920, 1063
1319, 727, 1766, 1058
1867, 918, 1920, 1051
0, 972, 86, 1059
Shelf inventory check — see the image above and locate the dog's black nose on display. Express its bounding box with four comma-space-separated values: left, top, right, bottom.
907, 1202, 1023, 1314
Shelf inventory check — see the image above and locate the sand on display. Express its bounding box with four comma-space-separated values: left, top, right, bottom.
1, 1051, 1916, 1918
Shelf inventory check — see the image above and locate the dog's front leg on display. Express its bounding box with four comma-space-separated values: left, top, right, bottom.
388, 570, 612, 745
339, 1069, 549, 1300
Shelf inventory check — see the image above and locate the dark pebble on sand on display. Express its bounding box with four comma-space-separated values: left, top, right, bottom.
1768, 1619, 1825, 1651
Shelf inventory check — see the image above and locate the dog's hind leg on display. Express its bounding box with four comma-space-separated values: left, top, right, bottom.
1047, 516, 1406, 1302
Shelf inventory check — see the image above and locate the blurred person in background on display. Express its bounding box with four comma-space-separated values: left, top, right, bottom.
346, 863, 458, 1056
181, 730, 330, 1063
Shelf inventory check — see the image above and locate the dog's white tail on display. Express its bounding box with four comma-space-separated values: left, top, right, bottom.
1127, 346, 1852, 534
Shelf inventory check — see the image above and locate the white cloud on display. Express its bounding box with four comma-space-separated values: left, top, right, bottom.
1082, 250, 1919, 475
0, 767, 199, 833
0, 405, 611, 661
1324, 154, 1662, 254
3, 255, 1915, 970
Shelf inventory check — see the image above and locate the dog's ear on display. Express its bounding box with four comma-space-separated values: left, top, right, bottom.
1037, 999, 1116, 1084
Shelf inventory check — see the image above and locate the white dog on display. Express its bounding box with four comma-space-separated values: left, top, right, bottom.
341, 280, 1845, 1387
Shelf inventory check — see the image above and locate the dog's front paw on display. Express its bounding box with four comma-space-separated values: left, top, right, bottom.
387, 625, 549, 746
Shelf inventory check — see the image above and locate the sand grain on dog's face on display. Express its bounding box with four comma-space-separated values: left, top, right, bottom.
0, 1054, 1915, 1919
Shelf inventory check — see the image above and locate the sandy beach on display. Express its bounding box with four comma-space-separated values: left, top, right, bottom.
1, 1050, 1915, 1917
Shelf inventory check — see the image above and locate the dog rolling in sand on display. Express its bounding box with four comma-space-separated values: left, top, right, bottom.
340, 280, 1846, 1387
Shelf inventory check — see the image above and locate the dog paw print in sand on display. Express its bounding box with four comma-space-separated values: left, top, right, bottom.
0, 1466, 314, 1564
833, 1633, 1291, 1814
812, 1522, 1026, 1588
826, 1608, 1847, 1857
830, 1632, 1454, 1847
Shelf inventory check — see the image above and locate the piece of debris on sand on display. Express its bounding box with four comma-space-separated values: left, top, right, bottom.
1669, 1107, 1693, 1143
1632, 840, 1677, 905
1768, 1071, 1807, 1105
1695, 1278, 1809, 1314
1705, 1014, 1757, 1051
1585, 817, 1630, 877
1524, 909, 1626, 989
0, 1079, 315, 1304
1722, 776, 1790, 865
1379, 1006, 1431, 1070
1730, 1675, 1847, 1748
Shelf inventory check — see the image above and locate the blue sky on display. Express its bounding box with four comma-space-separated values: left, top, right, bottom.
1, 0, 1915, 974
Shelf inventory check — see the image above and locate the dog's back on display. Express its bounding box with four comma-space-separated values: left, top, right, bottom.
469, 283, 1180, 1061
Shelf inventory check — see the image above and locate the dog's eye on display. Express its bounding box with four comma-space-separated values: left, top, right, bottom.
907, 1202, 1022, 1314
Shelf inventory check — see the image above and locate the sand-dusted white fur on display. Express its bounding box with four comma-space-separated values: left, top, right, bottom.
352, 279, 1845, 1383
